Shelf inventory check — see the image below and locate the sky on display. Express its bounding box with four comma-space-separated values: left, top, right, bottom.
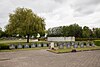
0, 0, 100, 31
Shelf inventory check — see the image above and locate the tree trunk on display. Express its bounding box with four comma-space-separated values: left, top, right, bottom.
27, 34, 29, 43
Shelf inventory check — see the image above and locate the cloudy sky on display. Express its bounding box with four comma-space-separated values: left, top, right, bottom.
0, 0, 100, 30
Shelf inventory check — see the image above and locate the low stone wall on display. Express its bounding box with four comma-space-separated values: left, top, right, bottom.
47, 37, 75, 41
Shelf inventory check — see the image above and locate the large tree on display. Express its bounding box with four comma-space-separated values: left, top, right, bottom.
5, 7, 45, 43
82, 26, 91, 38
68, 24, 82, 37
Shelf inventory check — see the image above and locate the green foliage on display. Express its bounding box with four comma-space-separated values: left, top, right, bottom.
68, 24, 82, 37
0, 27, 3, 37
82, 26, 91, 38
0, 44, 9, 50
5, 7, 45, 42
95, 28, 100, 38
47, 23, 82, 37
76, 38, 100, 41
94, 40, 100, 46
38, 38, 46, 41
47, 24, 100, 38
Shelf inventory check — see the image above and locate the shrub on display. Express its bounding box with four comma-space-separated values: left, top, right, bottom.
0, 44, 9, 50
94, 40, 100, 46
76, 38, 100, 41
38, 38, 46, 41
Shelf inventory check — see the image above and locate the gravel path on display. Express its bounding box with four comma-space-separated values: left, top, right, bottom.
0, 50, 100, 67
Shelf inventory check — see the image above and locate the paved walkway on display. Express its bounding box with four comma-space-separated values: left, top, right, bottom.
0, 50, 100, 67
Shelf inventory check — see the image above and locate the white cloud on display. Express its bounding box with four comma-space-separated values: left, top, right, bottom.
0, 0, 100, 31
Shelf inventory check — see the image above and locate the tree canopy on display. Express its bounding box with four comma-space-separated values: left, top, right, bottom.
47, 23, 100, 38
5, 7, 45, 42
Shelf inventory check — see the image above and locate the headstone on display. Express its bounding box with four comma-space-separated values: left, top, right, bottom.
37, 44, 41, 47
73, 43, 78, 48
24, 44, 29, 48
80, 43, 84, 48
17, 44, 22, 49
50, 42, 54, 49
9, 44, 15, 49
59, 43, 64, 49
71, 42, 74, 46
66, 42, 71, 48
31, 44, 36, 48
63, 43, 66, 46
54, 43, 58, 47
43, 43, 47, 47
86, 43, 90, 47
91, 43, 95, 47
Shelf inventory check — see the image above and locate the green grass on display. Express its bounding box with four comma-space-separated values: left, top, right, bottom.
0, 39, 31, 43
0, 39, 48, 44
48, 46, 100, 54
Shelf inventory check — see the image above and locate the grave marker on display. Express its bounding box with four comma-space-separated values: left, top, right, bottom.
31, 44, 36, 48
80, 43, 84, 48
73, 43, 78, 48
66, 42, 71, 48
37, 44, 42, 47
24, 44, 29, 48
43, 43, 47, 47
9, 44, 15, 49
86, 43, 90, 47
17, 44, 22, 49
59, 43, 64, 49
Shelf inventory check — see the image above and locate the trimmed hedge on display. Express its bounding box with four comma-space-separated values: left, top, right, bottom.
94, 40, 100, 46
0, 44, 9, 50
38, 38, 46, 41
76, 38, 100, 41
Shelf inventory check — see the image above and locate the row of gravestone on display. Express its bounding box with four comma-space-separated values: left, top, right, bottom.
9, 43, 49, 49
9, 42, 95, 49
57, 42, 95, 49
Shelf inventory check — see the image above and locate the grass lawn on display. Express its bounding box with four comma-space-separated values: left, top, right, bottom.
0, 39, 33, 43
48, 46, 100, 54
0, 39, 48, 44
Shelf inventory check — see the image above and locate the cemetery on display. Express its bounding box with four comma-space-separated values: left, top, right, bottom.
0, 39, 100, 53
0, 1, 100, 67
47, 41, 100, 54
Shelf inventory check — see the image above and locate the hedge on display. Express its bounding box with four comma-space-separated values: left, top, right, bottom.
94, 40, 100, 46
76, 38, 100, 41
0, 44, 9, 50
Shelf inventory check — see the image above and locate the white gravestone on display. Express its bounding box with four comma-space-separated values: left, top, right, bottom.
17, 44, 22, 49
24, 44, 29, 48
9, 44, 15, 49
50, 42, 54, 49
38, 44, 41, 47
43, 44, 47, 47
59, 43, 64, 49
80, 43, 84, 48
31, 44, 36, 48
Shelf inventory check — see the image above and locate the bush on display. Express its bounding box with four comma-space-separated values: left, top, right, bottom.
94, 40, 100, 46
38, 38, 46, 41
76, 38, 100, 41
0, 44, 9, 50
